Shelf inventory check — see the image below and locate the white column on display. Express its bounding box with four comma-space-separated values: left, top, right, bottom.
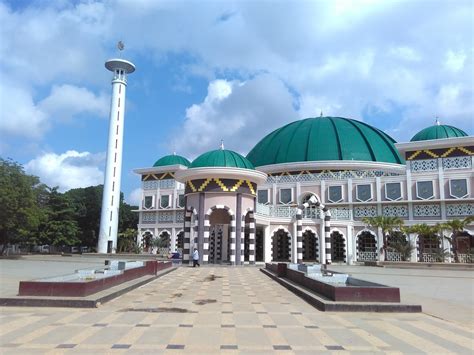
319, 221, 326, 264
264, 225, 272, 263
98, 59, 135, 254
346, 225, 353, 265
171, 227, 176, 253
292, 221, 297, 263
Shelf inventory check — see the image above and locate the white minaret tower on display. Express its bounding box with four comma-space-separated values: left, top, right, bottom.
97, 42, 135, 253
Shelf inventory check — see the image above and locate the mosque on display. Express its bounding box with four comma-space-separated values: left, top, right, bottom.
133, 116, 473, 265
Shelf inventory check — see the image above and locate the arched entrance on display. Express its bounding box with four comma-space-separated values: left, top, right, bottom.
357, 231, 377, 261
330, 231, 345, 262
272, 229, 291, 262
157, 231, 171, 256
454, 231, 473, 263
302, 229, 318, 262
418, 234, 441, 262
209, 209, 232, 264
141, 231, 153, 253
386, 231, 410, 261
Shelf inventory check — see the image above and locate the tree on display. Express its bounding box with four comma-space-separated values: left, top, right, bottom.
117, 228, 140, 253
119, 195, 138, 232
439, 217, 474, 263
386, 231, 414, 261
0, 158, 45, 254
362, 216, 404, 260
39, 187, 80, 247
66, 185, 103, 248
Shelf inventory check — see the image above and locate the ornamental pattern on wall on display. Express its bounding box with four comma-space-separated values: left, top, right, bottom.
442, 156, 472, 170
142, 212, 156, 223
413, 204, 441, 217
410, 159, 438, 173
354, 206, 377, 218
383, 205, 409, 217
446, 204, 474, 217
176, 211, 185, 222
158, 211, 174, 222
143, 180, 159, 190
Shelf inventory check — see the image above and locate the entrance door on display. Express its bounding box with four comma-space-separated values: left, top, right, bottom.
209, 224, 230, 263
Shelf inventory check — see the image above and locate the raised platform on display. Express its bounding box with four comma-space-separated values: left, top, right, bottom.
262, 264, 422, 312
0, 266, 176, 308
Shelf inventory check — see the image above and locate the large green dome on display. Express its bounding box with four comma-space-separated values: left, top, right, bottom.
246, 116, 403, 167
191, 149, 255, 169
410, 124, 468, 142
153, 154, 191, 167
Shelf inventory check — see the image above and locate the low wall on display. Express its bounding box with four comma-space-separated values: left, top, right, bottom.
268, 263, 400, 303
18, 261, 172, 297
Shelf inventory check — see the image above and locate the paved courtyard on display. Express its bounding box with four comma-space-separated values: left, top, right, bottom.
1, 265, 473, 354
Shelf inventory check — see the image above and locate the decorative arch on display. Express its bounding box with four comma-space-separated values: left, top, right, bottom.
182, 207, 198, 262
205, 205, 236, 264
296, 198, 331, 264
330, 229, 346, 263
356, 229, 378, 262
271, 227, 292, 262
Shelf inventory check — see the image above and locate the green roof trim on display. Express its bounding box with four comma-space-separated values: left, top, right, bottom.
190, 149, 255, 169
246, 116, 404, 167
410, 124, 468, 142
153, 154, 191, 167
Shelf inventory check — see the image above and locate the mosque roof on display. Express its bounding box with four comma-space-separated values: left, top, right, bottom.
246, 116, 404, 167
153, 154, 191, 167
410, 124, 468, 142
190, 149, 255, 170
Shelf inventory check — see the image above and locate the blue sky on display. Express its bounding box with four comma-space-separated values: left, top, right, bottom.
0, 0, 472, 205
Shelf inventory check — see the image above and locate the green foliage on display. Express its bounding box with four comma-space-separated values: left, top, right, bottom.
0, 158, 139, 253
39, 187, 80, 246
362, 216, 404, 236
387, 232, 414, 261
0, 158, 46, 253
117, 228, 140, 253
66, 185, 103, 248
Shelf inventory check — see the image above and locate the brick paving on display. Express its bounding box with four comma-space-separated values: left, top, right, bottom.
1, 266, 473, 354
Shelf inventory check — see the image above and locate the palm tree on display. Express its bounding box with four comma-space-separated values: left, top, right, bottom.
362, 216, 404, 260
439, 216, 474, 263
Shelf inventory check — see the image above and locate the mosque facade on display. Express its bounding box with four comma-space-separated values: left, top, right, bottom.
133, 117, 473, 265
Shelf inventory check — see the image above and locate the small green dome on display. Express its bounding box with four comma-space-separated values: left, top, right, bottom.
153, 154, 191, 167
246, 117, 403, 167
410, 124, 468, 142
191, 149, 255, 169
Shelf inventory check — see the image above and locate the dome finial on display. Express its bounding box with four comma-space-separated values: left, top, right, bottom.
220, 139, 224, 150
435, 116, 440, 126
320, 110, 323, 117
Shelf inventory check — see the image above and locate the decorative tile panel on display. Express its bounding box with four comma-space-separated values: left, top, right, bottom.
157, 211, 174, 222
383, 205, 409, 217
442, 156, 472, 170
143, 180, 159, 190
446, 203, 474, 217
159, 179, 175, 189
354, 206, 377, 218
413, 204, 441, 217
142, 212, 156, 224
386, 251, 402, 261
265, 170, 401, 183
176, 211, 184, 222
357, 251, 377, 261
410, 159, 438, 173
330, 207, 351, 220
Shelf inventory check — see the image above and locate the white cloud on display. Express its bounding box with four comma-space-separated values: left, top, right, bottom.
0, 82, 108, 138
0, 79, 48, 138
127, 188, 142, 206
39, 84, 109, 122
445, 50, 467, 72
25, 150, 105, 192
171, 74, 298, 158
